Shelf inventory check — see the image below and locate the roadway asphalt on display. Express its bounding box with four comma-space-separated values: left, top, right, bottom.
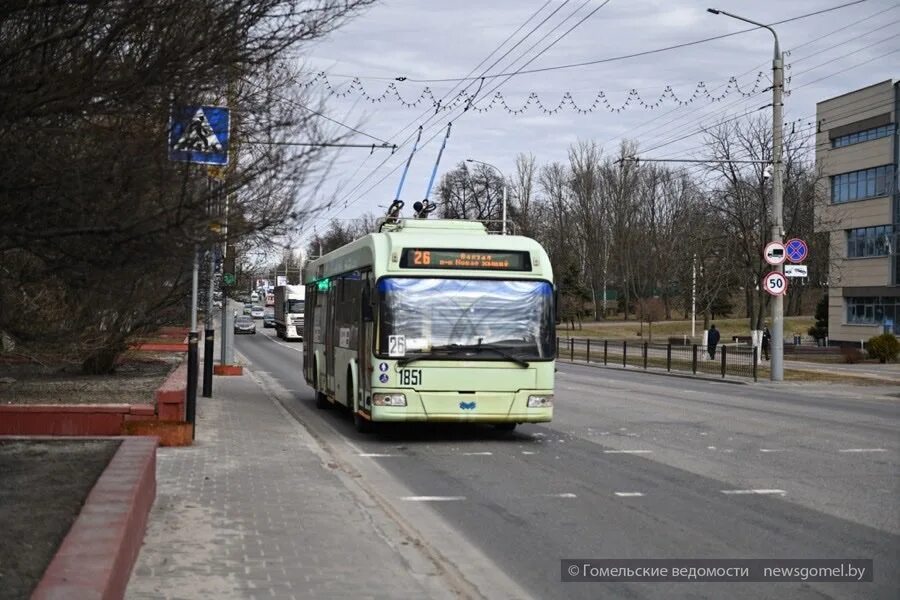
234, 326, 900, 600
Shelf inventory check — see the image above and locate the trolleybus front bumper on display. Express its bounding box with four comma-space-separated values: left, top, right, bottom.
368, 389, 553, 423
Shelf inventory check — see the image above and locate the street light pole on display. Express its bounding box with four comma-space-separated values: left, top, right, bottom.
708, 8, 784, 381
466, 158, 507, 234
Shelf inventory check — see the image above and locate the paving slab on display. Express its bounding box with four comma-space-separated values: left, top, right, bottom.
126, 370, 456, 600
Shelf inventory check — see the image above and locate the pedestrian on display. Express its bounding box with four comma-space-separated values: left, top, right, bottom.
761, 326, 771, 361
707, 324, 720, 360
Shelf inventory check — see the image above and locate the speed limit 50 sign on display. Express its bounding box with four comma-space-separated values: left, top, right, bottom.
762, 271, 788, 296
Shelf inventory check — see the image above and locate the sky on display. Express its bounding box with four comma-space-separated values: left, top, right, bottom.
288, 0, 899, 251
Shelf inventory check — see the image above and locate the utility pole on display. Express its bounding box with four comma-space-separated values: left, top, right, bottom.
708, 8, 784, 381
692, 253, 697, 339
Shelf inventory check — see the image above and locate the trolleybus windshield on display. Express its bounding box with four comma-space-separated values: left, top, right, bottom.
376, 278, 554, 361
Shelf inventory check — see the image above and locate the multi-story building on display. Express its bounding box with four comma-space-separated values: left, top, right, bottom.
815, 79, 899, 343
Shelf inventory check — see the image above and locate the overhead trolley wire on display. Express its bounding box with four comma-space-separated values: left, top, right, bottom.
386, 0, 871, 83
299, 0, 565, 231
600, 1, 895, 154
312, 0, 612, 229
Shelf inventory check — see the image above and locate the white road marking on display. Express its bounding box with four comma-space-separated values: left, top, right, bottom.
401, 496, 466, 502
759, 449, 787, 453
461, 451, 493, 456
721, 489, 786, 496
707, 446, 717, 450
838, 448, 887, 453
521, 451, 537, 455
603, 449, 652, 454
545, 493, 577, 498
358, 453, 397, 458
262, 334, 304, 353
614, 492, 645, 497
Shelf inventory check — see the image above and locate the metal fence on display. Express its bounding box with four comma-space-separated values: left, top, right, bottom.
556, 337, 758, 381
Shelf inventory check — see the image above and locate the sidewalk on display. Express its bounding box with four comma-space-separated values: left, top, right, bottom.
125, 367, 450, 599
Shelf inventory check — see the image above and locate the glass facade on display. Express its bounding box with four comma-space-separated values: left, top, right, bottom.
846, 225, 892, 258
832, 124, 895, 148
846, 296, 900, 333
831, 165, 894, 203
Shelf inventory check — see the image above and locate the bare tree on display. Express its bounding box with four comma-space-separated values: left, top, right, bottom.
0, 0, 375, 372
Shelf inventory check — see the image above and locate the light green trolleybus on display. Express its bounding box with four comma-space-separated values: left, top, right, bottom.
302, 218, 555, 432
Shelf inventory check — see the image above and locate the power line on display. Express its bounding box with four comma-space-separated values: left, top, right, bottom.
311, 0, 612, 230
600, 2, 895, 156
299, 1, 570, 231
381, 0, 870, 83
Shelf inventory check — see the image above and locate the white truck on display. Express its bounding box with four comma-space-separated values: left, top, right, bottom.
274, 284, 305, 341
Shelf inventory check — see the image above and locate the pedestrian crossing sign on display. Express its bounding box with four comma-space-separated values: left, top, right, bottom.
169, 105, 230, 165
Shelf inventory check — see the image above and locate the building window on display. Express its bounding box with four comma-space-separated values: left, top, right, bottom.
846, 296, 900, 327
846, 225, 892, 258
832, 124, 895, 148
831, 165, 894, 203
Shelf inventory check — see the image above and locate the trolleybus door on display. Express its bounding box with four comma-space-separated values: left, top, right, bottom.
325, 281, 335, 394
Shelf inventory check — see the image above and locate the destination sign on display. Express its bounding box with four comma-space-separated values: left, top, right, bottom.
399, 249, 531, 271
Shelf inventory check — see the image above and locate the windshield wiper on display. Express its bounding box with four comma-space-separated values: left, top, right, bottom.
474, 343, 531, 368
397, 343, 530, 368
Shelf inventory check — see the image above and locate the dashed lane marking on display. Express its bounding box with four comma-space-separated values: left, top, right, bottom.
545, 493, 577, 498
759, 449, 788, 453
839, 448, 887, 453
401, 496, 466, 502
603, 450, 652, 454
721, 489, 786, 496
614, 492, 645, 497
521, 451, 537, 455
358, 453, 398, 458
461, 451, 493, 456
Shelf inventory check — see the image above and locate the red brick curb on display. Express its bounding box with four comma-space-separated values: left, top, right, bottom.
214, 364, 244, 376
30, 436, 158, 600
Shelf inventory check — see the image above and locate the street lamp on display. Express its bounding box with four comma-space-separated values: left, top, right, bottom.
465, 158, 508, 235
708, 8, 785, 382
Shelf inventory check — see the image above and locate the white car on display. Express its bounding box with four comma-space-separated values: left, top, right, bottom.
250, 305, 265, 319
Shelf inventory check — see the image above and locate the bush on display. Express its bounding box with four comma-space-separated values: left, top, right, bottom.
867, 333, 900, 363
840, 347, 864, 364
808, 295, 828, 340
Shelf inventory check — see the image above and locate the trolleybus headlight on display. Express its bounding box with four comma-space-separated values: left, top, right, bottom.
527, 394, 553, 408
373, 393, 407, 407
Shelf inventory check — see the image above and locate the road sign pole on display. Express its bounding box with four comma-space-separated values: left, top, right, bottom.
187, 245, 200, 438
202, 243, 215, 398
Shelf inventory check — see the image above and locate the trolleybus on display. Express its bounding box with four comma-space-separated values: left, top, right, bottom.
303, 218, 555, 432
